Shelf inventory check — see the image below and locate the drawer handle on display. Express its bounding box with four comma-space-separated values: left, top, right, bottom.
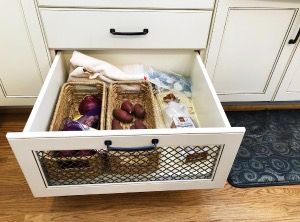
110, 28, 149, 36
289, 28, 300, 44
104, 139, 159, 152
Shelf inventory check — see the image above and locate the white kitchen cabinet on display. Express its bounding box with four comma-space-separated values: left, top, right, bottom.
206, 0, 300, 102
6, 1, 245, 197
40, 9, 212, 49
275, 30, 300, 101
0, 0, 50, 106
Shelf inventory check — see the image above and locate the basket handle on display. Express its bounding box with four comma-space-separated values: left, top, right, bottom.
104, 139, 159, 152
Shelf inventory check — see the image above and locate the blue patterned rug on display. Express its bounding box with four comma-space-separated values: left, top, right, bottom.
226, 110, 300, 187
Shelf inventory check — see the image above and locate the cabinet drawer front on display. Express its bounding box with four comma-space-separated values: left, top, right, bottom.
40, 9, 212, 49
37, 0, 214, 10
7, 50, 244, 197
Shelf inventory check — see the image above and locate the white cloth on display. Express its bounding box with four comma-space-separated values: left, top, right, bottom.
68, 51, 144, 84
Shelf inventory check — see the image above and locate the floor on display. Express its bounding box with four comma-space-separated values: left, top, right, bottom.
1, 112, 300, 222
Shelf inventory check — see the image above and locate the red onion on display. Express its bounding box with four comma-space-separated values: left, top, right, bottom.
77, 114, 99, 129
61, 119, 85, 131
54, 118, 98, 158
78, 95, 102, 115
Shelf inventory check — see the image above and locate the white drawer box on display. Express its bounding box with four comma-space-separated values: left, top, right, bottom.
7, 50, 244, 197
37, 0, 214, 10
40, 9, 212, 49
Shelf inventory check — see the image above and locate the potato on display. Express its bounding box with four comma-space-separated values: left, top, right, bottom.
134, 119, 147, 129
112, 119, 123, 130
133, 103, 146, 119
121, 100, 133, 114
113, 108, 133, 123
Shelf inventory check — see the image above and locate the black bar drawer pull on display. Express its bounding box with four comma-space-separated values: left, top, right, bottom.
104, 139, 159, 152
289, 28, 300, 44
110, 28, 149, 36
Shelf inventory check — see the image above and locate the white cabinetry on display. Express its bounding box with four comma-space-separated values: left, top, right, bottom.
6, 2, 245, 197
7, 51, 244, 197
206, 0, 300, 102
0, 0, 50, 106
275, 35, 300, 100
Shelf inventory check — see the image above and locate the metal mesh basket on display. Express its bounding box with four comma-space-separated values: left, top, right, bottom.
36, 144, 223, 186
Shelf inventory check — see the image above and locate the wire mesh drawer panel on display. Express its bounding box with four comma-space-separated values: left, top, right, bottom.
36, 144, 224, 186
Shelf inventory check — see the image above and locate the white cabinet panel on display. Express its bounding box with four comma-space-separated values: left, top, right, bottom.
213, 9, 294, 94
206, 0, 300, 102
0, 0, 50, 106
275, 42, 300, 101
40, 9, 212, 49
211, 9, 295, 101
37, 0, 214, 10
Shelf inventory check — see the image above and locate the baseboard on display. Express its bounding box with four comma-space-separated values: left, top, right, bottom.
0, 106, 32, 114
223, 101, 300, 111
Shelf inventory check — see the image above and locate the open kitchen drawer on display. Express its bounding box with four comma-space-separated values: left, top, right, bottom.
7, 50, 245, 197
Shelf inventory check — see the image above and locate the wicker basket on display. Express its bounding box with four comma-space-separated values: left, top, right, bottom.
40, 151, 104, 180
50, 82, 107, 131
106, 80, 157, 130
108, 149, 160, 174
44, 82, 106, 181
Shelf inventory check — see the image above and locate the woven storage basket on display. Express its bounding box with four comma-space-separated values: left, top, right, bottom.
108, 149, 160, 174
106, 80, 157, 130
106, 80, 159, 174
44, 82, 107, 181
50, 82, 107, 131
41, 151, 104, 180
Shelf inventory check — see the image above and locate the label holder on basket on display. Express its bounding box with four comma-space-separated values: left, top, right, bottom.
104, 139, 159, 152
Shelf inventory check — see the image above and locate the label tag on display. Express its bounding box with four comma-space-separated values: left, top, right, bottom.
171, 116, 195, 128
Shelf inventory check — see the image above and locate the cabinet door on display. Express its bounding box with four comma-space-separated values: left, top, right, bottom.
0, 0, 49, 106
275, 40, 300, 101
206, 0, 300, 102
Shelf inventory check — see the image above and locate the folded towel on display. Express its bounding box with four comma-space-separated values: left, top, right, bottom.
68, 51, 144, 84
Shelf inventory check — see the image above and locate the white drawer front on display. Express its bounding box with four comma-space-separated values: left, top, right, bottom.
37, 0, 214, 10
7, 50, 244, 197
40, 9, 212, 49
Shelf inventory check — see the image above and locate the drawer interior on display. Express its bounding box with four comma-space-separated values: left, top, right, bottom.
6, 50, 245, 196
24, 50, 230, 133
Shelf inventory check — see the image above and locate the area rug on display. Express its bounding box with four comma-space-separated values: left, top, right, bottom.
226, 110, 300, 188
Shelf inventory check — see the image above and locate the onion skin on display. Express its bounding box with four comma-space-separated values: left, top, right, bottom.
57, 118, 98, 158
78, 95, 101, 115
61, 120, 84, 131
77, 114, 99, 129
